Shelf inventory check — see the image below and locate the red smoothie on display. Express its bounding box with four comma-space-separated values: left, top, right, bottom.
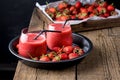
17, 28, 47, 58
46, 23, 73, 50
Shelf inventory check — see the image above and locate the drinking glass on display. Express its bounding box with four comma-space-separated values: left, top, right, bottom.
46, 23, 73, 50
17, 28, 47, 58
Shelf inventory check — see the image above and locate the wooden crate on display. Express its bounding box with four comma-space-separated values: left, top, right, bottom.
29, 7, 120, 33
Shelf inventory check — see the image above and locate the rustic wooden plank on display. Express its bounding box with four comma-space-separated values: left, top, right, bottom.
77, 30, 105, 80
110, 27, 120, 79
99, 29, 120, 80
71, 18, 120, 32
13, 61, 76, 80
13, 61, 37, 80
77, 29, 120, 80
36, 66, 76, 80
108, 27, 120, 38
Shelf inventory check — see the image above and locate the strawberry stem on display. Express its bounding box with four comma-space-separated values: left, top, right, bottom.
27, 53, 33, 59
111, 3, 114, 6
46, 1, 49, 8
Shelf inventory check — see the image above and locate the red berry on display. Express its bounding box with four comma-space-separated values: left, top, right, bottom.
52, 56, 60, 62
89, 13, 96, 17
40, 56, 50, 62
73, 46, 84, 55
97, 6, 107, 14
75, 1, 82, 8
59, 53, 68, 60
80, 8, 88, 13
60, 15, 69, 21
48, 7, 56, 13
70, 15, 76, 19
92, 2, 99, 7
63, 46, 73, 54
87, 6, 94, 13
69, 53, 79, 59
72, 10, 78, 15
53, 47, 61, 52
58, 2, 68, 10
77, 13, 88, 20
47, 51, 56, 59
107, 5, 115, 11
99, 1, 108, 8
70, 6, 76, 12
104, 12, 110, 18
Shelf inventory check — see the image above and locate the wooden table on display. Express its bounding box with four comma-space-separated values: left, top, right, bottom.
13, 8, 120, 80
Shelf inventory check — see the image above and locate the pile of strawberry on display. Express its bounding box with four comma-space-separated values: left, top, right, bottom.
45, 1, 118, 21
30, 46, 84, 62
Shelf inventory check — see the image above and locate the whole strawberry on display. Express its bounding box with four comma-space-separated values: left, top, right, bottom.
75, 1, 82, 9
97, 6, 107, 14
69, 53, 79, 59
47, 51, 56, 60
63, 46, 73, 54
52, 47, 61, 52
52, 56, 61, 62
40, 55, 50, 62
99, 1, 108, 8
73, 46, 84, 55
57, 1, 68, 10
107, 4, 115, 11
48, 7, 57, 14
59, 53, 68, 60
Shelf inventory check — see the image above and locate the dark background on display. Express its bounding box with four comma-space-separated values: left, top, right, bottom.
0, 0, 119, 80
0, 0, 59, 80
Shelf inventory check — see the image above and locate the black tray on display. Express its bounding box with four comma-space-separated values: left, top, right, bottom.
8, 33, 93, 70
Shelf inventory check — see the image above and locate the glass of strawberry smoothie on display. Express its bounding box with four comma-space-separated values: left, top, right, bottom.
46, 23, 73, 50
17, 28, 47, 58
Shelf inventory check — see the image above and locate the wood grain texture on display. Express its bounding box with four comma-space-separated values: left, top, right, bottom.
77, 28, 120, 80
13, 61, 76, 80
35, 66, 75, 80
13, 8, 120, 80
13, 61, 37, 80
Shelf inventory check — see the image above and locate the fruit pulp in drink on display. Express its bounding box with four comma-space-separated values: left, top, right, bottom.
17, 28, 47, 58
47, 23, 73, 50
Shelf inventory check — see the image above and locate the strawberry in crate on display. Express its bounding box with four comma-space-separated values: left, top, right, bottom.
45, 0, 119, 21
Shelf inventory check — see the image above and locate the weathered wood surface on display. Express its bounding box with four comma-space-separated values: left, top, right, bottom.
14, 61, 76, 80
13, 8, 120, 80
77, 27, 120, 80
